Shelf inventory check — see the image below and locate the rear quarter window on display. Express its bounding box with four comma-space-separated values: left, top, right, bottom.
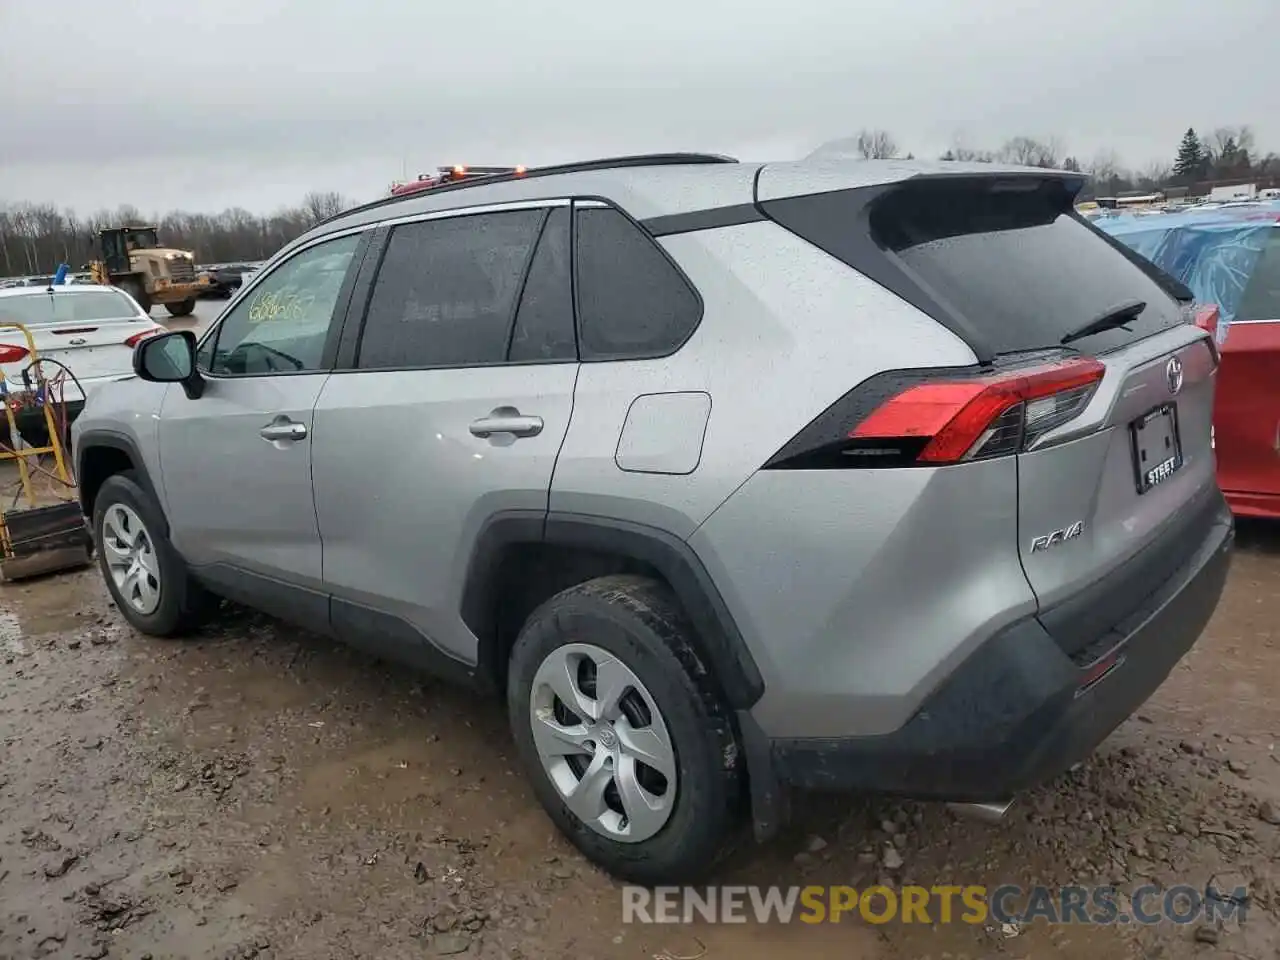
574, 206, 702, 361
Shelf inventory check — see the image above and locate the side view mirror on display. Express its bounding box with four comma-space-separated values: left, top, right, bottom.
133, 330, 204, 399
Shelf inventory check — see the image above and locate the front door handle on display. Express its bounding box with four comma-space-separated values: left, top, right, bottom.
260, 418, 307, 442
469, 411, 544, 439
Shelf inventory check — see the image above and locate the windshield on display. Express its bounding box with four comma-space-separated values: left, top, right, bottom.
125, 229, 159, 250
0, 290, 140, 326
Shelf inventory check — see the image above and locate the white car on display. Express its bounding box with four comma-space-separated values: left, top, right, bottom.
0, 285, 165, 447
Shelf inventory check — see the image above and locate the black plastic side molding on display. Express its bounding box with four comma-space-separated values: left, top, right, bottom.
75, 430, 162, 525
462, 511, 766, 710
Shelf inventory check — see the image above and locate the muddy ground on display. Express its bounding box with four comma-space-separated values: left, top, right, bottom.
1, 519, 1278, 960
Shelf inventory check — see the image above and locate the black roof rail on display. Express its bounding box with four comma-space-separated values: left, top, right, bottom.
319, 152, 739, 227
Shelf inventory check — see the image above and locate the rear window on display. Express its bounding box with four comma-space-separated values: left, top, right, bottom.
764, 178, 1187, 357
871, 181, 1185, 354
0, 289, 139, 326
1236, 229, 1280, 323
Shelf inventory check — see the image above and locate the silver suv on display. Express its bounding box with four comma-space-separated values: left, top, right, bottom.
72, 154, 1234, 884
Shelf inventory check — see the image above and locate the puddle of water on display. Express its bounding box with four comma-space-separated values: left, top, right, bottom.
0, 569, 103, 646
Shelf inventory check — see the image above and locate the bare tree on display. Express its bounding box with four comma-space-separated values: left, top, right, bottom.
1208, 126, 1254, 162
997, 136, 1063, 168
1085, 150, 1132, 197
1137, 161, 1172, 190
0, 192, 354, 277
302, 191, 352, 225
855, 129, 899, 160
948, 139, 996, 163
806, 131, 900, 161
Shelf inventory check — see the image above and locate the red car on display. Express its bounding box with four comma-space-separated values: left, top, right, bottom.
1216, 233, 1280, 517
1106, 213, 1280, 519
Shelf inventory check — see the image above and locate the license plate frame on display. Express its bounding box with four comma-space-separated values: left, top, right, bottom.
1131, 403, 1184, 494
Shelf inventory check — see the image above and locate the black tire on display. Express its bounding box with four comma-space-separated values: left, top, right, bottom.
165, 298, 195, 317
92, 471, 213, 637
121, 278, 152, 314
507, 575, 743, 884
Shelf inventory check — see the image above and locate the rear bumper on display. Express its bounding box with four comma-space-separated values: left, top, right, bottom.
1223, 488, 1280, 520
770, 489, 1234, 800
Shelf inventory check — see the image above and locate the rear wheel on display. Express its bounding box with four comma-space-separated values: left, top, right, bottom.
165, 298, 195, 317
93, 471, 214, 636
507, 575, 743, 884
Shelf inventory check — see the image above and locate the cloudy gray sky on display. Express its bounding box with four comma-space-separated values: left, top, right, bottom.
2, 0, 1277, 214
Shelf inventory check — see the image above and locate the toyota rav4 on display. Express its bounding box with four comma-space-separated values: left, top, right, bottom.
72, 153, 1234, 884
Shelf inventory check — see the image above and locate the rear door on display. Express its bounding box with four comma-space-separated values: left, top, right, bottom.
1215, 226, 1280, 511
869, 177, 1218, 612
311, 201, 578, 668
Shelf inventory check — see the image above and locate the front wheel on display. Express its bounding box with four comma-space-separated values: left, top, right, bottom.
165, 298, 196, 317
507, 575, 743, 884
120, 278, 152, 314
92, 471, 214, 636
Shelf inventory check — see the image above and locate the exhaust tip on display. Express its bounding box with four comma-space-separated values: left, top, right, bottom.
946, 799, 1014, 824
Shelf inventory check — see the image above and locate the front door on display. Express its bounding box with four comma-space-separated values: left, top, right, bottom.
158, 230, 368, 625
311, 204, 579, 668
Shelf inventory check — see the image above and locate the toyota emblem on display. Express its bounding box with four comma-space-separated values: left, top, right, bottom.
1166, 356, 1184, 395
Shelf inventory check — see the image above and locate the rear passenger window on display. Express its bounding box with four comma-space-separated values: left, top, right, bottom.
357, 210, 545, 369
509, 208, 576, 363
1236, 231, 1280, 323
575, 207, 701, 361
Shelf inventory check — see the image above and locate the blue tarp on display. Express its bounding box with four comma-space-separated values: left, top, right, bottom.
1094, 202, 1280, 336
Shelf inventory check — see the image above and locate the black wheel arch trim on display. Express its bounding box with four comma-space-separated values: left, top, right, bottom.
75, 429, 165, 532
462, 510, 765, 710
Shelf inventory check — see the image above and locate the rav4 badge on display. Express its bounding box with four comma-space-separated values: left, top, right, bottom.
1030, 520, 1085, 553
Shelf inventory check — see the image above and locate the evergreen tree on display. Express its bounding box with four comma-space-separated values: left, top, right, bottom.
1173, 128, 1204, 181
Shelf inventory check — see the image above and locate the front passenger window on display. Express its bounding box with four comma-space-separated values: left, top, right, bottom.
205, 233, 362, 375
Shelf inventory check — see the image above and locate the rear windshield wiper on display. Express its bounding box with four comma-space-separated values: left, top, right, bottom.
1061, 299, 1146, 345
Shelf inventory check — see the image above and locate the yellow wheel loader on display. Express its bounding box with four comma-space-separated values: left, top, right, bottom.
88, 226, 212, 317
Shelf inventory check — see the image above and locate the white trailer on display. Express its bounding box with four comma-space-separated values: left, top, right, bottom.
1208, 183, 1258, 202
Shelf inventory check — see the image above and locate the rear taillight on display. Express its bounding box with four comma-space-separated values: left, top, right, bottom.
765, 358, 1106, 470
124, 328, 164, 348
0, 344, 31, 364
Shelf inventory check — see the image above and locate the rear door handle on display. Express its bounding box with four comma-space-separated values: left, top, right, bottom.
260, 418, 307, 442
469, 412, 544, 439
